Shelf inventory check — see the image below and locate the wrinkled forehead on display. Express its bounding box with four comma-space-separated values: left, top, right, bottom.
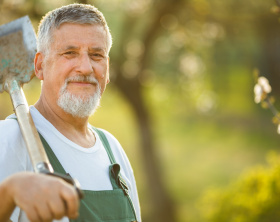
49, 23, 108, 51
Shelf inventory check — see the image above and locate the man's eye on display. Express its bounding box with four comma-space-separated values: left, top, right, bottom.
90, 53, 104, 58
65, 51, 76, 55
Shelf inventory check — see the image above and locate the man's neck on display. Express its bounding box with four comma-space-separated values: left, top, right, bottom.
34, 99, 96, 148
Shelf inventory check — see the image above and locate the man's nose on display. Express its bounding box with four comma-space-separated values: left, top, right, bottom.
77, 54, 93, 74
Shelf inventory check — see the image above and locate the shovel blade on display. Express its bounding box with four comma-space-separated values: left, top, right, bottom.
0, 16, 37, 93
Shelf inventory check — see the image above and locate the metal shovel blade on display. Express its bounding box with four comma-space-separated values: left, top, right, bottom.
0, 16, 36, 93
0, 16, 52, 173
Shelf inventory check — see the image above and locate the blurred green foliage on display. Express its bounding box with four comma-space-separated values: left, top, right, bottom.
200, 152, 280, 222
1, 0, 280, 221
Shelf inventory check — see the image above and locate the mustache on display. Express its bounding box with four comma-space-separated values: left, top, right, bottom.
65, 75, 98, 85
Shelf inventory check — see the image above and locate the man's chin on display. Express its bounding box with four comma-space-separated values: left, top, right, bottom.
59, 101, 98, 118
57, 82, 101, 118
57, 94, 100, 118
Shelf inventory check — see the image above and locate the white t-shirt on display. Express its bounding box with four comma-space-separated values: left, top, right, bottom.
0, 106, 141, 222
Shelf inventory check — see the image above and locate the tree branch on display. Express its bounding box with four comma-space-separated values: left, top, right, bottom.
139, 0, 185, 73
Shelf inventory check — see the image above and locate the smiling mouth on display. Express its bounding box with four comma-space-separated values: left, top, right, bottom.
69, 81, 94, 86
66, 82, 97, 92
66, 75, 98, 87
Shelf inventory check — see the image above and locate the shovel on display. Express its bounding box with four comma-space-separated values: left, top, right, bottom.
0, 16, 83, 198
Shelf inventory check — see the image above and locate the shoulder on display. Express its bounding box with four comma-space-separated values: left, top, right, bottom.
93, 127, 134, 172
97, 128, 122, 147
0, 116, 32, 180
0, 115, 26, 153
0, 115, 21, 139
94, 128, 127, 159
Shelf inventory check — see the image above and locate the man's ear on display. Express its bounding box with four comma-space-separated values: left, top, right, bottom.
106, 78, 110, 84
34, 52, 44, 80
106, 57, 110, 84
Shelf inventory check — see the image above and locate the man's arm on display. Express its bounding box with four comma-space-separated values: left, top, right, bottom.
0, 172, 79, 222
0, 174, 16, 222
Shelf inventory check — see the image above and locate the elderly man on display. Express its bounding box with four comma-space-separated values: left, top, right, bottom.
0, 3, 141, 222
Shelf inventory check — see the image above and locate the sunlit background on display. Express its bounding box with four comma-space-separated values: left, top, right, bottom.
1, 0, 280, 221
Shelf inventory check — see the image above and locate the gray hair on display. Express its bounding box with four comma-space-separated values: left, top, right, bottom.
37, 3, 112, 55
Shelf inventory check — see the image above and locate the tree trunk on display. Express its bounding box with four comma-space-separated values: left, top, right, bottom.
115, 73, 176, 222
111, 1, 187, 220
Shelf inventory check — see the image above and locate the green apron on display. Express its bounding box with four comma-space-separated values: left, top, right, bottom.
38, 127, 138, 222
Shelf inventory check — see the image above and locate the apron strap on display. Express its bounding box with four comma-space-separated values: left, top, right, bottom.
6, 116, 69, 175
39, 129, 123, 192
39, 133, 68, 174
92, 127, 116, 164
92, 127, 138, 221
91, 129, 134, 191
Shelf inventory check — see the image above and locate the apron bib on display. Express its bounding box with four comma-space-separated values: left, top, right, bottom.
39, 127, 137, 222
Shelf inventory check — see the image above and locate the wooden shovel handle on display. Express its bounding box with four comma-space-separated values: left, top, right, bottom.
5, 79, 52, 173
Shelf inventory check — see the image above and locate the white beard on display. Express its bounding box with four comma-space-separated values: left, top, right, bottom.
57, 75, 101, 118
